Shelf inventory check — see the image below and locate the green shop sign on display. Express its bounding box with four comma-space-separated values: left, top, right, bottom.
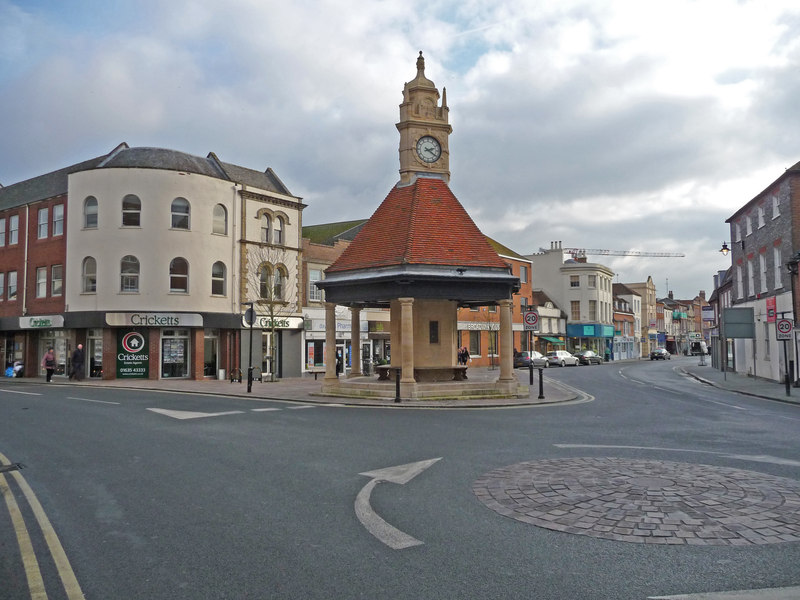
116, 329, 149, 379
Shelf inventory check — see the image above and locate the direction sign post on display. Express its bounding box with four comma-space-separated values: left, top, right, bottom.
776, 318, 793, 397
523, 310, 539, 332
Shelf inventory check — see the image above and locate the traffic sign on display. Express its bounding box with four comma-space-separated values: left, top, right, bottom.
776, 318, 793, 340
523, 310, 539, 331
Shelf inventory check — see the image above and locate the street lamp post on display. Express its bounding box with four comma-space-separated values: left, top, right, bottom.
785, 252, 800, 386
242, 301, 255, 393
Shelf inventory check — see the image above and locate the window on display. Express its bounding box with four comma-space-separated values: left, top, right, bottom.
53, 204, 64, 236
122, 194, 141, 227
84, 197, 98, 228
734, 223, 741, 242
469, 330, 480, 355
259, 265, 272, 299
0, 217, 5, 246
745, 216, 752, 236
169, 258, 189, 292
589, 300, 597, 321
520, 265, 528, 283
38, 208, 48, 239
759, 253, 767, 293
309, 269, 323, 301
773, 196, 780, 219
488, 330, 498, 356
120, 255, 140, 292
273, 267, 285, 300
520, 297, 527, 309
260, 215, 271, 243
571, 300, 580, 321
757, 206, 765, 228
273, 216, 284, 245
36, 267, 47, 298
171, 198, 190, 229
774, 247, 783, 289
82, 257, 97, 293
211, 261, 226, 296
570, 275, 579, 288
212, 205, 227, 235
736, 265, 743, 299
429, 321, 439, 344
9, 215, 18, 244
8, 271, 17, 300
747, 259, 754, 296
0, 272, 4, 300
588, 275, 596, 288
51, 264, 62, 296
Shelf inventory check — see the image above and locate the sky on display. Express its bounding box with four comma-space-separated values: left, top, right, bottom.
2, 0, 799, 301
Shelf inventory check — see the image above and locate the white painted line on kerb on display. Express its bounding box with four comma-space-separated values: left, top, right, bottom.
0, 388, 42, 396
68, 397, 120, 405
251, 408, 281, 412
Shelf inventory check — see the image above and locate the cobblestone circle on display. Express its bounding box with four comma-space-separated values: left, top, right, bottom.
472, 457, 800, 545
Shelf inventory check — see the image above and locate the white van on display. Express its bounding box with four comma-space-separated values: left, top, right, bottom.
690, 341, 708, 355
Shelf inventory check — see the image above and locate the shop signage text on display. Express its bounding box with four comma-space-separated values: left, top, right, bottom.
20, 315, 65, 329
116, 329, 149, 379
106, 312, 203, 327
241, 315, 304, 329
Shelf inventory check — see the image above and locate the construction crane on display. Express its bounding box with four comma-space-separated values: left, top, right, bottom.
540, 247, 685, 258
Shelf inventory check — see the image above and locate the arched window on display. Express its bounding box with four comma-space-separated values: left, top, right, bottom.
84, 197, 98, 229
273, 266, 285, 300
259, 264, 272, 299
260, 215, 270, 243
212, 204, 227, 235
120, 255, 140, 292
211, 261, 226, 296
82, 257, 97, 293
171, 198, 190, 229
169, 257, 189, 292
273, 216, 284, 245
122, 194, 141, 227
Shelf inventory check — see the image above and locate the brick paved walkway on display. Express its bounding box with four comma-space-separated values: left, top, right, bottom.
472, 457, 800, 545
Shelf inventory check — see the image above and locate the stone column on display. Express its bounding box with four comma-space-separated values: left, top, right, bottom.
349, 307, 362, 376
498, 299, 514, 381
324, 302, 338, 381
399, 297, 416, 383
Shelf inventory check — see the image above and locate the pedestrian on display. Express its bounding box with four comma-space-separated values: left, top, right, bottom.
70, 343, 85, 381
336, 350, 342, 376
462, 346, 470, 365
41, 347, 56, 382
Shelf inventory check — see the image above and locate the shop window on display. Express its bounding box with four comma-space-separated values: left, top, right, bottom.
84, 197, 98, 229
211, 261, 226, 296
122, 194, 141, 227
162, 329, 189, 378
170, 257, 189, 293
53, 204, 64, 236
120, 255, 140, 292
51, 264, 63, 296
171, 198, 190, 230
82, 257, 97, 293
274, 216, 284, 245
212, 204, 227, 235
260, 215, 271, 243
36, 267, 47, 298
9, 214, 18, 244
38, 207, 48, 239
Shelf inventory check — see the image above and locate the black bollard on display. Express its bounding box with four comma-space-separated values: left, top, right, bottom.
247, 366, 253, 394
395, 367, 401, 403
538, 368, 545, 400
529, 362, 534, 386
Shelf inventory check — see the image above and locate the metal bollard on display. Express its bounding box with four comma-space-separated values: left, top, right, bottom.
528, 362, 534, 386
538, 368, 545, 400
247, 366, 254, 393
394, 367, 401, 403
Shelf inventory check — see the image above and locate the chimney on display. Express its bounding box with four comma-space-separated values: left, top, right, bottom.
699, 290, 706, 300
668, 291, 674, 299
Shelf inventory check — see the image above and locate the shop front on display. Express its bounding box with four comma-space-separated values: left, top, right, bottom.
303, 313, 369, 374
567, 323, 615, 358
241, 314, 304, 379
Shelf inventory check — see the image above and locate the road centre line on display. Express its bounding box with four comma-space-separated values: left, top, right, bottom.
0, 388, 42, 396
0, 451, 85, 599
67, 397, 120, 405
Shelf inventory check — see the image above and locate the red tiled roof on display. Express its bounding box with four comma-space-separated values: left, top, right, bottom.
326, 178, 507, 273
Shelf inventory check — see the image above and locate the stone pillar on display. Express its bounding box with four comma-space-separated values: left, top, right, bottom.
324, 302, 338, 381
498, 299, 514, 381
399, 297, 415, 383
349, 307, 362, 376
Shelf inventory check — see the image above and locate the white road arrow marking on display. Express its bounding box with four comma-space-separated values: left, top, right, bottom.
146, 408, 243, 420
355, 457, 441, 550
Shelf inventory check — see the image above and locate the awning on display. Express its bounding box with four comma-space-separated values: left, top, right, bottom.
540, 336, 565, 345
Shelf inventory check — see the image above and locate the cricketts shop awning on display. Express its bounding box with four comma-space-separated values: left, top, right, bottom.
540, 336, 565, 345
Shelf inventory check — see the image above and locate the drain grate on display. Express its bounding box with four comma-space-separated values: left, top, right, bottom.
0, 463, 23, 474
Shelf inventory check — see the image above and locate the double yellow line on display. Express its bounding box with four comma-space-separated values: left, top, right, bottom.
0, 451, 85, 600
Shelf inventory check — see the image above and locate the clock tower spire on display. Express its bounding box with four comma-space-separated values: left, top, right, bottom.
396, 51, 452, 185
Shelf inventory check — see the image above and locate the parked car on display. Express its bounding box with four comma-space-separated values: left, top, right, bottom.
650, 348, 671, 360
574, 350, 603, 365
513, 351, 549, 368
547, 350, 580, 367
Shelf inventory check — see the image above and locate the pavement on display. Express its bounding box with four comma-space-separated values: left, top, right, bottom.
4, 358, 800, 408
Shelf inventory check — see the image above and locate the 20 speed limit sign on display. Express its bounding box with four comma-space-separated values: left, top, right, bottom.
776, 318, 793, 340
523, 310, 539, 331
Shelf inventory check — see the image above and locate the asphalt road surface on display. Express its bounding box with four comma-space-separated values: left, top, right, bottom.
1, 356, 799, 599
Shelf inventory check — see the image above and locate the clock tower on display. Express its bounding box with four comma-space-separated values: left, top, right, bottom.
397, 51, 452, 185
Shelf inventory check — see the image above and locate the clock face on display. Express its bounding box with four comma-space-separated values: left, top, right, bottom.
416, 136, 441, 163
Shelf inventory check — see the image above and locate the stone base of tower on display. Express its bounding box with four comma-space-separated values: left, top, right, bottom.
318, 376, 527, 401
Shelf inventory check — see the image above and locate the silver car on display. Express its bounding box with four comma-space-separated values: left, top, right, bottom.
546, 350, 579, 367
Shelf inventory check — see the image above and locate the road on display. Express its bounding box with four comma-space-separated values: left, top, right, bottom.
1, 356, 799, 599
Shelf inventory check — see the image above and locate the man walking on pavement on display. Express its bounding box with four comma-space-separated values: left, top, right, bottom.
70, 344, 85, 381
